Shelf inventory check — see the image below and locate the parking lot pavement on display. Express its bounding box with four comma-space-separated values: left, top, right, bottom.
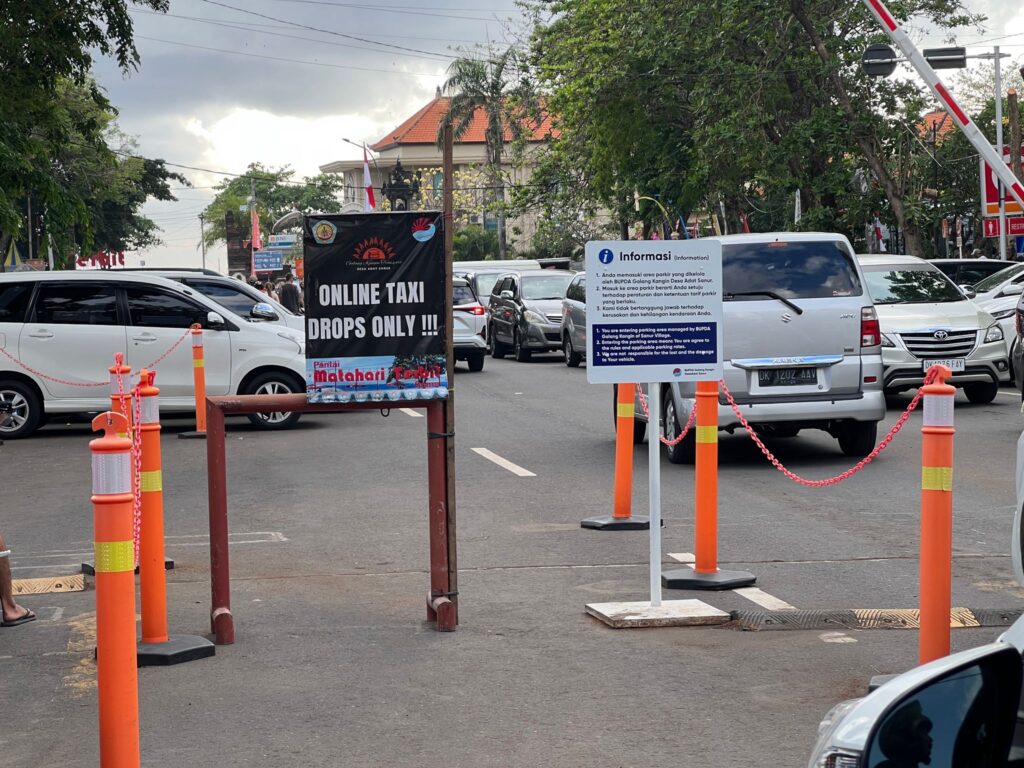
1, 357, 1021, 767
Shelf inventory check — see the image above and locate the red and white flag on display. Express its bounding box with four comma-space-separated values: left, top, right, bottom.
363, 148, 376, 211
250, 206, 263, 251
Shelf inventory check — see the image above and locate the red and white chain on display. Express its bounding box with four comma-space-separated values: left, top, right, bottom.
131, 382, 143, 567
719, 369, 938, 487
0, 327, 192, 388
634, 383, 698, 447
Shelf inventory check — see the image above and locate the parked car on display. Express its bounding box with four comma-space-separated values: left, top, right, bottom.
0, 271, 307, 438
970, 262, 1024, 302
454, 269, 507, 309
141, 269, 305, 332
487, 270, 575, 361
858, 254, 1009, 403
452, 277, 487, 372
808, 430, 1024, 768
931, 257, 1016, 287
560, 271, 586, 367
632, 233, 885, 462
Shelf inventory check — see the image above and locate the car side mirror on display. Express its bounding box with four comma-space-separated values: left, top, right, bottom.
1001, 284, 1024, 297
863, 646, 1021, 768
250, 302, 279, 321
207, 311, 226, 328
500, 290, 514, 300
959, 285, 977, 299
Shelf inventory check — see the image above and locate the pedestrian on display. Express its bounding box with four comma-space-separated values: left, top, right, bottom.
278, 272, 303, 314
261, 281, 279, 302
1, 532, 35, 627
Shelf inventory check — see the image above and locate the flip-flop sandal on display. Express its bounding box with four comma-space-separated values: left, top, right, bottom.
1, 608, 36, 627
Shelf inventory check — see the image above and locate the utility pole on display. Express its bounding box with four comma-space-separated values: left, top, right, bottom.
249, 176, 257, 279
198, 213, 207, 271
995, 47, 1008, 259
1012, 87, 1022, 260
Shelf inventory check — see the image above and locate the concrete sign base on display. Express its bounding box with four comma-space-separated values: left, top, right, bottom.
585, 599, 730, 628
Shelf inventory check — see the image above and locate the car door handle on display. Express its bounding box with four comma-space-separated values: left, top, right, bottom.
131, 333, 158, 342
28, 330, 54, 339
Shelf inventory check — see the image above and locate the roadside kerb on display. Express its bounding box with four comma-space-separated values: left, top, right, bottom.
204, 393, 458, 645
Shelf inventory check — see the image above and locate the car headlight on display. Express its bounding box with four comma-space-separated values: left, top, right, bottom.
523, 309, 547, 325
808, 699, 861, 768
991, 308, 1015, 320
880, 333, 896, 348
984, 323, 1004, 343
278, 332, 305, 354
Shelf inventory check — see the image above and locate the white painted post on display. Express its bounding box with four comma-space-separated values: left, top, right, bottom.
648, 382, 662, 607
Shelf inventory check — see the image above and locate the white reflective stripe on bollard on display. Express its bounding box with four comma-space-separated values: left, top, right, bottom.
923, 393, 955, 428
140, 395, 160, 425
91, 453, 132, 495
192, 334, 203, 347
648, 382, 662, 608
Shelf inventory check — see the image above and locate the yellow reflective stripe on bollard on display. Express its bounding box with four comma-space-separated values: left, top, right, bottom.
921, 466, 953, 492
94, 541, 135, 573
140, 470, 163, 493
193, 359, 205, 368
696, 426, 718, 444
616, 402, 633, 418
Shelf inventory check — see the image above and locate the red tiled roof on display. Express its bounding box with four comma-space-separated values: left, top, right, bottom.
918, 109, 955, 141
370, 96, 557, 151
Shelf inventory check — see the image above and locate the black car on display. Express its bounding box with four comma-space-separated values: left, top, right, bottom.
931, 258, 1017, 287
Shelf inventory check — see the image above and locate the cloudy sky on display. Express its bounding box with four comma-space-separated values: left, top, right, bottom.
93, 0, 1024, 271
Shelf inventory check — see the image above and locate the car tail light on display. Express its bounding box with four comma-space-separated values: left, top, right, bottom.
455, 303, 486, 315
861, 306, 880, 347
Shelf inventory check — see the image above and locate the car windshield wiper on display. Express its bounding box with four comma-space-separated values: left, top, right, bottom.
724, 291, 804, 315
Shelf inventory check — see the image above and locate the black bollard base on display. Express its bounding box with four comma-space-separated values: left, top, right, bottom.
662, 566, 756, 591
581, 515, 651, 531
137, 635, 216, 666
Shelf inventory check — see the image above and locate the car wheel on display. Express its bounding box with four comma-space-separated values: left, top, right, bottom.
837, 421, 877, 458
663, 390, 695, 465
563, 335, 582, 368
963, 381, 998, 404
489, 325, 507, 358
0, 380, 42, 439
513, 329, 532, 362
243, 372, 303, 430
467, 352, 485, 372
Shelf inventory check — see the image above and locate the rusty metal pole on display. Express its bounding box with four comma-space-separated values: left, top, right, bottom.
441, 123, 459, 628
426, 401, 454, 630
205, 399, 234, 645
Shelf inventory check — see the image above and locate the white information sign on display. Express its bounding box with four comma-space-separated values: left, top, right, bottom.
585, 240, 723, 384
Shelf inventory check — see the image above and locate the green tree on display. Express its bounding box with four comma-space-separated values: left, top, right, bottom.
453, 225, 500, 261
0, 0, 169, 259
200, 164, 345, 250
438, 48, 539, 259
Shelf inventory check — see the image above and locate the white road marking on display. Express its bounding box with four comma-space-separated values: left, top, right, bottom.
471, 447, 536, 477
51, 608, 64, 622
667, 552, 695, 564
735, 588, 797, 611
995, 390, 1020, 400
819, 631, 857, 644
399, 408, 424, 418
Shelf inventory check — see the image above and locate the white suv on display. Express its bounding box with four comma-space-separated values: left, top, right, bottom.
0, 271, 307, 438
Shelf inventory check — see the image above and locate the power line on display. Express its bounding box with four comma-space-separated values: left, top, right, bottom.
265, 0, 520, 22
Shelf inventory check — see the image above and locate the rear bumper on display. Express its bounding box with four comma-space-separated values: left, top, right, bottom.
454, 335, 487, 357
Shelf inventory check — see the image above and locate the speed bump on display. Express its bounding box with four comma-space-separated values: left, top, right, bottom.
13, 574, 86, 595
733, 607, 1022, 631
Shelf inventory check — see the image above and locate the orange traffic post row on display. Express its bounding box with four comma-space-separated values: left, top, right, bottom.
581, 383, 650, 530
919, 365, 955, 664
90, 412, 140, 768
179, 324, 207, 440
136, 370, 215, 666
663, 380, 755, 590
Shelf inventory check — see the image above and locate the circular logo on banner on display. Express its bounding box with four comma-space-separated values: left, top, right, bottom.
311, 220, 338, 245
598, 248, 615, 264
672, 368, 682, 378
411, 217, 437, 242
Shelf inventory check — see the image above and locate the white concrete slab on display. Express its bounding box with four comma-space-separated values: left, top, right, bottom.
667, 552, 695, 564
585, 599, 730, 628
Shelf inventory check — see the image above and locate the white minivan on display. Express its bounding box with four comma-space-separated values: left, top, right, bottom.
0, 271, 307, 438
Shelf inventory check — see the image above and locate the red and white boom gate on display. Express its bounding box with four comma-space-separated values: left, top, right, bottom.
863, 0, 1024, 212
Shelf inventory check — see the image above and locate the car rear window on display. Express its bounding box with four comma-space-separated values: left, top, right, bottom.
0, 283, 33, 322
722, 241, 862, 300
453, 285, 477, 305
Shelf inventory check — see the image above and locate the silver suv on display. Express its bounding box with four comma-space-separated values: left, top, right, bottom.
632, 233, 885, 462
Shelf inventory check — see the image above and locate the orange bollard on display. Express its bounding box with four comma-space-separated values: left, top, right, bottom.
136, 370, 215, 666
663, 380, 755, 589
919, 365, 955, 664
90, 411, 140, 768
108, 355, 133, 437
581, 383, 650, 530
178, 324, 207, 440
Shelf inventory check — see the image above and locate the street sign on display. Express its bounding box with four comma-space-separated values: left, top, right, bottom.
268, 233, 298, 247
862, 44, 898, 77
981, 148, 1024, 217
253, 249, 284, 272
983, 217, 1024, 238
584, 240, 724, 384
922, 47, 967, 70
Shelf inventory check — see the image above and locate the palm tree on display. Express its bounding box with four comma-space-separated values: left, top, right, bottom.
438, 48, 535, 260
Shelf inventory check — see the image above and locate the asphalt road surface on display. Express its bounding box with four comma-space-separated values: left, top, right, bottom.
2, 353, 1022, 767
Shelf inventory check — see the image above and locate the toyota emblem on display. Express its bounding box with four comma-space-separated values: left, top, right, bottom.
933, 330, 949, 340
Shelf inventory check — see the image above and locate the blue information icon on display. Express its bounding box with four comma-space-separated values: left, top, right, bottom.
598, 248, 614, 264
